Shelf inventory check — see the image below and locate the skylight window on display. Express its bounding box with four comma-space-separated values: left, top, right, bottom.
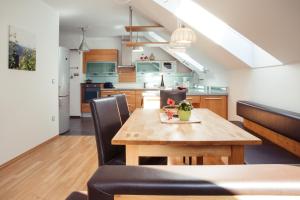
153, 0, 282, 68
146, 32, 205, 72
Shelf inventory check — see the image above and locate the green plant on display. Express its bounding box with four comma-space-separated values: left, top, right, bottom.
178, 100, 193, 111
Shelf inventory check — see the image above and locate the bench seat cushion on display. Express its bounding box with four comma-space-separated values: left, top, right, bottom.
231, 121, 300, 164
237, 101, 300, 142
88, 165, 300, 200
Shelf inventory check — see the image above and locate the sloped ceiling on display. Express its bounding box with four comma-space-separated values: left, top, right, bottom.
193, 0, 300, 64
131, 0, 247, 70
43, 0, 300, 69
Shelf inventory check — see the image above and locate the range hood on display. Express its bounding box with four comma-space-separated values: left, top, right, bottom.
119, 36, 134, 67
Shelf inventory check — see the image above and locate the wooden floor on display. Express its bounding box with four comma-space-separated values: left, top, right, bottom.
0, 136, 227, 200
0, 136, 98, 200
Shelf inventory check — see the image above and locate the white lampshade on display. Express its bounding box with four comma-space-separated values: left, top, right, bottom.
170, 26, 196, 46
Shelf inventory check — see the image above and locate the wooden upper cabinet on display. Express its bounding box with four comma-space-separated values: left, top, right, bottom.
83, 49, 118, 73
200, 96, 228, 119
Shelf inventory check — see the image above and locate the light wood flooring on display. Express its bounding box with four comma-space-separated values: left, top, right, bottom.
0, 136, 97, 200
0, 135, 227, 200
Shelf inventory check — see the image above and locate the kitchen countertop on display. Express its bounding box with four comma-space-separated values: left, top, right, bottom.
100, 87, 228, 96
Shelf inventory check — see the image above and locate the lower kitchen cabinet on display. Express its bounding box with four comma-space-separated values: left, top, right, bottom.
186, 96, 201, 108
81, 103, 91, 113
135, 91, 143, 108
81, 89, 228, 119
200, 96, 228, 119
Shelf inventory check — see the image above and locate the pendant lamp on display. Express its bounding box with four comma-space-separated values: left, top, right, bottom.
78, 27, 89, 52
170, 23, 196, 48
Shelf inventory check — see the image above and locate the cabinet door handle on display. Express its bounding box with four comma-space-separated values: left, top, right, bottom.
204, 97, 223, 100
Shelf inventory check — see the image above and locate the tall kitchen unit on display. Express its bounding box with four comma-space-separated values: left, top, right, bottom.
58, 47, 70, 134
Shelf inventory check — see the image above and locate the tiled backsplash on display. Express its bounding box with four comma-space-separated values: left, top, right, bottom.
86, 71, 195, 87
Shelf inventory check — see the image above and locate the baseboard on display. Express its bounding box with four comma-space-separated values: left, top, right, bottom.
0, 135, 59, 170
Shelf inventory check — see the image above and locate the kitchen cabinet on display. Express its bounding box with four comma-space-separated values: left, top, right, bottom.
186, 95, 201, 108
119, 90, 136, 113
81, 103, 91, 113
83, 49, 118, 73
200, 96, 228, 119
100, 90, 136, 113
135, 91, 143, 108
136, 61, 160, 73
101, 90, 119, 97
82, 89, 228, 119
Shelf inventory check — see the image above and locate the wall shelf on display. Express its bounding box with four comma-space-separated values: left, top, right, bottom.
125, 42, 169, 47
125, 25, 163, 32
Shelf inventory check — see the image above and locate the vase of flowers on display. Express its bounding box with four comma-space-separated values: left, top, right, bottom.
178, 100, 193, 121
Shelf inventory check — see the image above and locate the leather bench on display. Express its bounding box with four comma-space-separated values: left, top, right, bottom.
237, 101, 300, 142
231, 121, 300, 164
237, 101, 300, 162
66, 165, 300, 200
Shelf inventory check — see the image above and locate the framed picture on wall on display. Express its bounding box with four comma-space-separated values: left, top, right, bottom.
8, 25, 36, 71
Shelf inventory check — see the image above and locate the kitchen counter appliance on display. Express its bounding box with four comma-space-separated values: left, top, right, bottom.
84, 83, 101, 103
104, 82, 114, 88
59, 47, 70, 134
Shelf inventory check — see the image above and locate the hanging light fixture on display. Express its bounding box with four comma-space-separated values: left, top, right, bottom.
170, 21, 196, 48
78, 27, 89, 52
132, 32, 144, 53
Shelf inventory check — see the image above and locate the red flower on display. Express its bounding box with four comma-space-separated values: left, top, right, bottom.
167, 98, 175, 106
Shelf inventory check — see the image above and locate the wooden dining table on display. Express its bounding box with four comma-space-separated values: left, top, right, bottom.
112, 108, 262, 165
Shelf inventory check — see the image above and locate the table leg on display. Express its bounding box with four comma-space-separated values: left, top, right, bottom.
126, 145, 139, 165
196, 157, 204, 165
168, 157, 184, 165
229, 146, 244, 164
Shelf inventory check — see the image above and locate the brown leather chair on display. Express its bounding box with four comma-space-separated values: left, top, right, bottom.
90, 97, 125, 166
112, 94, 130, 125
160, 89, 187, 108
90, 97, 167, 166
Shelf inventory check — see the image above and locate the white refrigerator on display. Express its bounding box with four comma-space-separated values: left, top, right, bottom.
58, 47, 70, 134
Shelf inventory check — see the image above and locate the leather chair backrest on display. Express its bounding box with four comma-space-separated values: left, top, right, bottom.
237, 101, 300, 142
112, 94, 130, 125
90, 97, 124, 166
160, 89, 187, 108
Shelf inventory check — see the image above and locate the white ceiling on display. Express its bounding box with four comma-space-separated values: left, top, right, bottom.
42, 0, 153, 37
42, 0, 300, 69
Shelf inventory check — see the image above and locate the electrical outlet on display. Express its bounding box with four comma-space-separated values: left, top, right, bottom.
52, 79, 56, 84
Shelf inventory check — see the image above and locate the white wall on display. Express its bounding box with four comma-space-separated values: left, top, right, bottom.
228, 63, 300, 121
0, 0, 59, 165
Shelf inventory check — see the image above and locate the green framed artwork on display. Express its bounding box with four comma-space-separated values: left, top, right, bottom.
8, 25, 36, 71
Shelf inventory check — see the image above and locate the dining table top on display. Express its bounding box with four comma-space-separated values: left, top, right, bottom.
112, 108, 262, 146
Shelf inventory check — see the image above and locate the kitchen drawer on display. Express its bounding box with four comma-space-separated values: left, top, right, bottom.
186, 95, 201, 108
200, 96, 228, 119
81, 103, 91, 113
118, 90, 135, 95
135, 91, 143, 108
101, 90, 118, 97
128, 104, 135, 113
